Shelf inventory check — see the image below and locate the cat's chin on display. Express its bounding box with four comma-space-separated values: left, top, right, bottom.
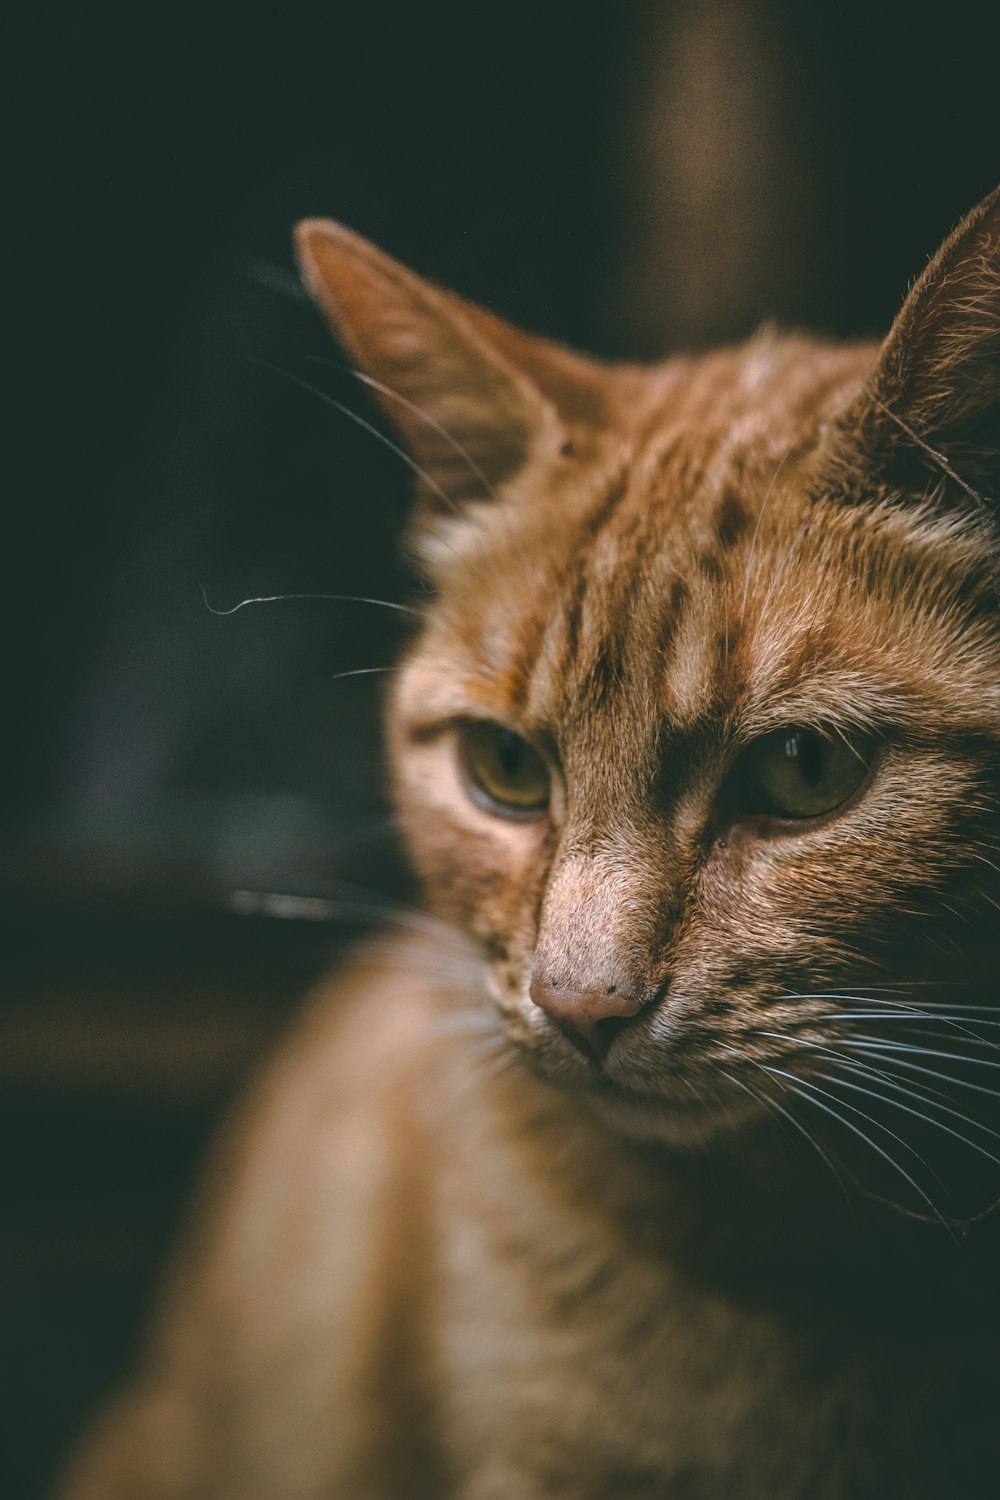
515, 1042, 762, 1149
584, 1076, 760, 1150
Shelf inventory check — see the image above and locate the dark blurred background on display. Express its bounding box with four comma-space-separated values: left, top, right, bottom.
5, 1, 1000, 1492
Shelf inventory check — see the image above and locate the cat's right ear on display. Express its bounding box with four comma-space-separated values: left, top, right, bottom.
830, 184, 1000, 510
294, 221, 605, 523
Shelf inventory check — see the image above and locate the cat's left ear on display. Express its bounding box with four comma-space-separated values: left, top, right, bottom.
835, 185, 1000, 505
294, 220, 605, 524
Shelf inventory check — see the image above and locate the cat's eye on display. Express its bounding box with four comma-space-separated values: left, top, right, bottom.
458, 721, 551, 818
739, 727, 874, 821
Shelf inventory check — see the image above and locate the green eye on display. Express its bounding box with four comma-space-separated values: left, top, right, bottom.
743, 727, 874, 820
459, 721, 551, 817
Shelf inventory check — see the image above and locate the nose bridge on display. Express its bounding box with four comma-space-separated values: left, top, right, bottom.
532, 835, 663, 999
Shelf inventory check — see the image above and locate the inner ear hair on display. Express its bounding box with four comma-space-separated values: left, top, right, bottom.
831, 185, 1000, 510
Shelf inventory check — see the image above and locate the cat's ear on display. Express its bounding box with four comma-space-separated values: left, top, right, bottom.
835, 185, 1000, 505
294, 221, 604, 518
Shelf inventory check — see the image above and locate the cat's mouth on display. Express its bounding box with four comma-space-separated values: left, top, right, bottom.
507, 1009, 761, 1143
546, 1013, 635, 1064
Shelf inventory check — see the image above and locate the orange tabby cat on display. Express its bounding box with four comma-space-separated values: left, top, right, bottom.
62, 186, 1000, 1499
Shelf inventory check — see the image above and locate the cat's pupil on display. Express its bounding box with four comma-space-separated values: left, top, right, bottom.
497, 729, 525, 779
784, 731, 822, 784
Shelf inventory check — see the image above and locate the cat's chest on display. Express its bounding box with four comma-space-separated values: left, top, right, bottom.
437, 1249, 998, 1499
428, 1090, 1000, 1500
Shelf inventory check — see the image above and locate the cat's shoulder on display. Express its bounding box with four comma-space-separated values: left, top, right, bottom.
212, 925, 479, 1181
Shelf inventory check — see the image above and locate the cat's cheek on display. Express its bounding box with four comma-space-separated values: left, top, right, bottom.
392, 753, 556, 1027
699, 821, 760, 891
680, 830, 839, 993
391, 748, 551, 944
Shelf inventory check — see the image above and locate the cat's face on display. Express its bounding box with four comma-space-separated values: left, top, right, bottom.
297, 193, 1000, 1170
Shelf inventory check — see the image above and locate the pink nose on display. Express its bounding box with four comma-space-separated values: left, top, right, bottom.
528, 974, 648, 1059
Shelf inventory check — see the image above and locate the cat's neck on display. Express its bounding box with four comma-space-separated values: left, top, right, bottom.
486, 1054, 1000, 1324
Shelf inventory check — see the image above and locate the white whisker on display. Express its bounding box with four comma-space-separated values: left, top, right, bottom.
728, 1066, 853, 1208
329, 665, 399, 682
831, 1037, 1000, 1072
872, 397, 989, 513
825, 1055, 1000, 1143
304, 355, 503, 506
838, 1045, 1000, 1104
253, 358, 463, 515
350, 368, 502, 506
811, 1067, 1000, 1168
201, 585, 419, 618
761, 1065, 951, 1232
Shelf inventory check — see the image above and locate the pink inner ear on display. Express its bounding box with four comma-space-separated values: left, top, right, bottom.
293, 217, 560, 507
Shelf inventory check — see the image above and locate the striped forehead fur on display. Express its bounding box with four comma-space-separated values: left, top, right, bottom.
401, 348, 1000, 751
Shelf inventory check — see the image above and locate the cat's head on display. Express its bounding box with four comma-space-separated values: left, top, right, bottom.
296, 191, 1000, 1179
